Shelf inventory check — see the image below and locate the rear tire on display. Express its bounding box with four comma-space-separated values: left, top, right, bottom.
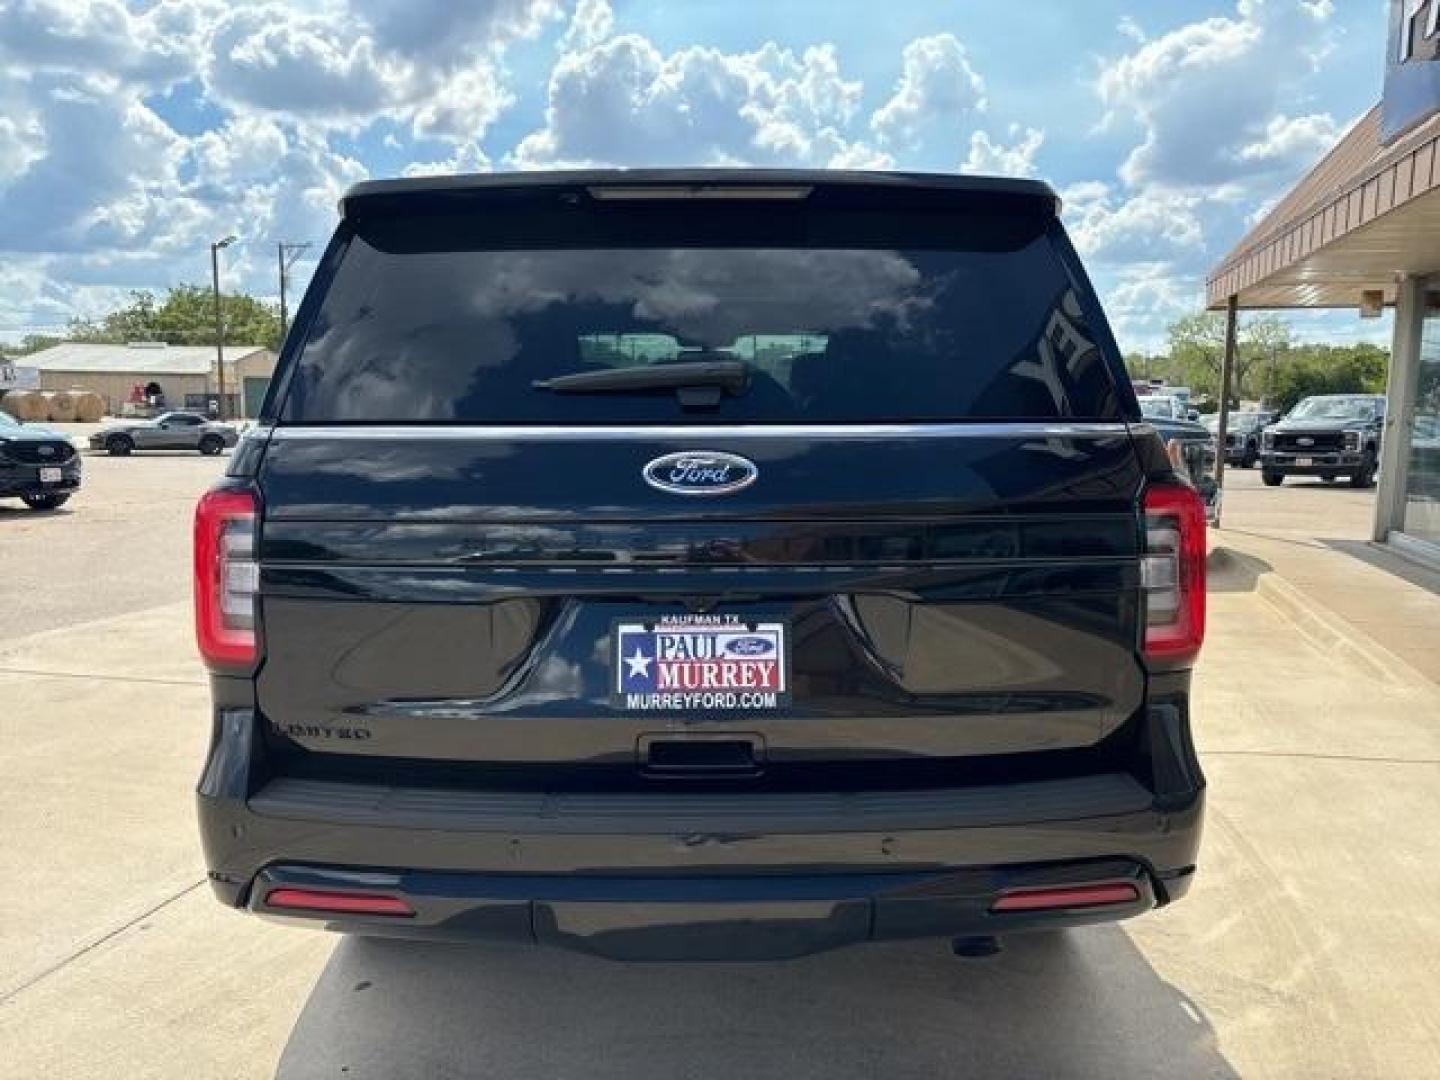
199, 434, 224, 456
106, 434, 134, 456
1261, 470, 1284, 487
21, 492, 70, 511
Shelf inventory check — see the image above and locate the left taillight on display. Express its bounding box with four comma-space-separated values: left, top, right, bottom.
194, 487, 259, 668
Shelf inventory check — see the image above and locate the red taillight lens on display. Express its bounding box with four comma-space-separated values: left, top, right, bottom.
265, 889, 414, 917
194, 487, 259, 668
991, 882, 1141, 913
1142, 483, 1207, 664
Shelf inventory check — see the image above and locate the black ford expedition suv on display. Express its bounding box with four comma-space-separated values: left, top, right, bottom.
195, 170, 1206, 961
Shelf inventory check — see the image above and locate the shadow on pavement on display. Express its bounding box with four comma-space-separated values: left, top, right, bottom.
0, 504, 75, 521
1206, 545, 1273, 594
1320, 537, 1440, 597
275, 929, 1236, 1080
81, 450, 229, 458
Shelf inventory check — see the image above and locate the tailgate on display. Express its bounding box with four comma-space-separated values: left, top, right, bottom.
254, 424, 1145, 773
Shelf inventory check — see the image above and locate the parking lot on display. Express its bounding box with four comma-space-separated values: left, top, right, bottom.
4, 441, 1440, 1078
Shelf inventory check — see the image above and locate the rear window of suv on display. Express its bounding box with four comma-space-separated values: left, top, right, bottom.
279, 204, 1124, 424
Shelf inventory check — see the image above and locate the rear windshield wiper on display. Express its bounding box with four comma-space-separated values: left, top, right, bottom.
532, 360, 749, 411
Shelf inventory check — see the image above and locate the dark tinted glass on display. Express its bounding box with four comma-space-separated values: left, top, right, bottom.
281, 229, 1122, 424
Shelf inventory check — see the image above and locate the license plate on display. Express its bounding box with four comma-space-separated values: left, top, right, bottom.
614, 616, 788, 711
38, 467, 62, 483
1295, 457, 1313, 467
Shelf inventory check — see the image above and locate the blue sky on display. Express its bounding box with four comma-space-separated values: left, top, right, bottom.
0, 0, 1394, 351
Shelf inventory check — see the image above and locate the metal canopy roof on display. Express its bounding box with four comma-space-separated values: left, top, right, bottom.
1207, 105, 1440, 310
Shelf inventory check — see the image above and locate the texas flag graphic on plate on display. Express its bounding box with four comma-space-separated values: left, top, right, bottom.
614, 616, 787, 711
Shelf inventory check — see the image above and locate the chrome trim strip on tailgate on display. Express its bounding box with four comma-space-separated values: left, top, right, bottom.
269, 423, 1131, 441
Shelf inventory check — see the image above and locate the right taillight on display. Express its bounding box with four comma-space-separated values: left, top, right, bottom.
1142, 483, 1206, 664
194, 486, 260, 668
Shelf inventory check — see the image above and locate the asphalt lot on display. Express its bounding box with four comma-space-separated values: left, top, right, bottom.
3, 439, 1440, 1078
0, 443, 220, 641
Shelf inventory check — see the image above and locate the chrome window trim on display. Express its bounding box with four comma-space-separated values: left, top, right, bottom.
269, 422, 1132, 441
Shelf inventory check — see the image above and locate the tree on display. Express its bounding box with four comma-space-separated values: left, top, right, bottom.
1124, 351, 1168, 383
1242, 315, 1292, 405
26, 286, 282, 352
1165, 311, 1292, 406
1165, 312, 1229, 402
1268, 343, 1388, 413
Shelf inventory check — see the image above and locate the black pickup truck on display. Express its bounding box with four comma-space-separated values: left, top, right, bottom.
1260, 394, 1385, 487
194, 170, 1207, 961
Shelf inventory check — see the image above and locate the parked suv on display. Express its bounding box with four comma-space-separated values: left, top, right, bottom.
1260, 394, 1385, 487
0, 410, 81, 510
1220, 411, 1273, 468
194, 170, 1207, 961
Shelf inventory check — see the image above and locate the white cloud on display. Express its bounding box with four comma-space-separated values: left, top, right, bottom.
1236, 112, 1339, 164
512, 35, 873, 168
558, 0, 613, 52
962, 126, 1044, 177
870, 33, 986, 151
1078, 1, 1351, 351
0, 114, 44, 186
411, 64, 514, 143
0, 74, 187, 254
1097, 0, 1337, 189
403, 141, 491, 177
351, 0, 561, 62
203, 5, 410, 119
1095, 263, 1204, 352
200, 0, 556, 142
192, 115, 289, 185
1063, 182, 1205, 265
0, 0, 204, 86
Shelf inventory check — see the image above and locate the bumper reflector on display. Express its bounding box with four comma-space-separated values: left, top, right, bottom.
266, 888, 414, 917
990, 882, 1140, 913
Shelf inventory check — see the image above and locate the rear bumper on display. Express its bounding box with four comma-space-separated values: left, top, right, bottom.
243, 858, 1188, 961
198, 707, 1204, 960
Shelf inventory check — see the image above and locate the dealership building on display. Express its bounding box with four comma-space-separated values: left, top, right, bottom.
1208, 0, 1440, 566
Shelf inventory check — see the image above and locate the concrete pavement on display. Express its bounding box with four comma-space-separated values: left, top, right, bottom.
1213, 468, 1440, 684
3, 461, 1440, 1078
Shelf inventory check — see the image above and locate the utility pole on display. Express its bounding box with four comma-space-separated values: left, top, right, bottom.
277, 241, 313, 344
1215, 294, 1239, 496
210, 235, 237, 420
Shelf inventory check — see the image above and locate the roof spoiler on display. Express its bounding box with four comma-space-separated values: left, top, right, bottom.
339, 169, 1061, 220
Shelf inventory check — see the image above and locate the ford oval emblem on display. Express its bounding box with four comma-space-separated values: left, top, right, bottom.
1296, 436, 1314, 447
726, 636, 775, 656
642, 451, 758, 496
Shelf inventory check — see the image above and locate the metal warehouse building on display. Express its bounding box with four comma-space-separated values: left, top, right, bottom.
22, 342, 276, 418
1208, 0, 1440, 569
